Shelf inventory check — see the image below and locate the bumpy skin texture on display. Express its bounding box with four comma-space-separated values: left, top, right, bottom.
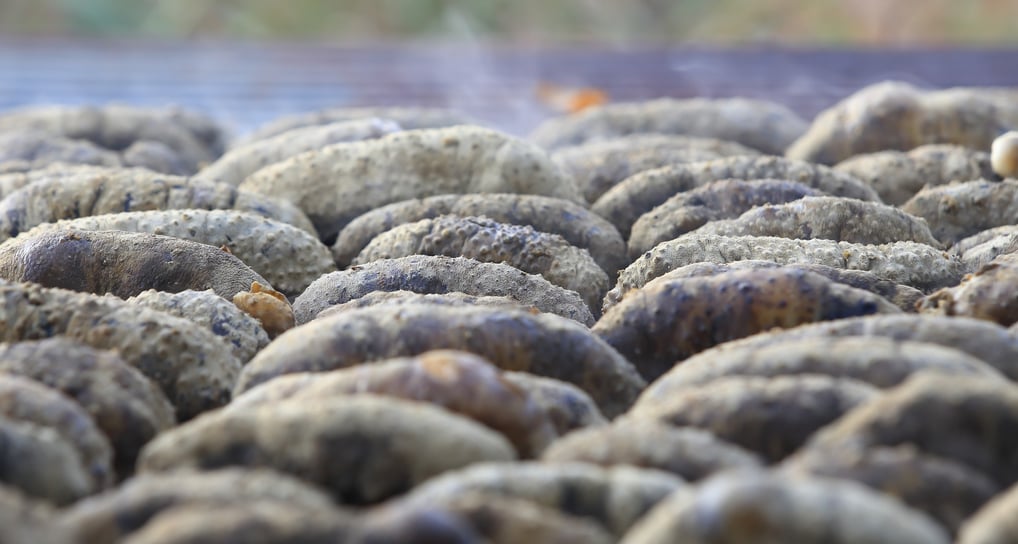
594, 268, 900, 380
0, 163, 129, 200
920, 253, 1018, 326
0, 105, 224, 173
238, 126, 583, 242
354, 215, 609, 314
0, 229, 269, 301
0, 338, 174, 477
499, 372, 608, 435
0, 375, 113, 492
693, 196, 943, 247
620, 471, 949, 544
952, 226, 1018, 269
61, 468, 339, 544
230, 350, 560, 458
120, 501, 353, 544
0, 130, 122, 169
686, 314, 1018, 381
806, 374, 1018, 486
138, 396, 517, 505
541, 421, 762, 481
197, 118, 400, 185
641, 337, 1003, 406
332, 193, 627, 273
316, 290, 531, 319
903, 179, 1018, 245
0, 167, 316, 241
628, 375, 878, 463
237, 304, 645, 418
637, 261, 922, 312
786, 81, 1018, 165
0, 484, 76, 544
128, 289, 270, 363
550, 134, 759, 202
235, 106, 472, 147
592, 155, 878, 237
25, 209, 335, 296
529, 97, 808, 155
834, 144, 996, 205
960, 481, 1018, 544
785, 446, 999, 536
354, 493, 614, 544
628, 178, 825, 258
610, 234, 964, 306
0, 281, 241, 421
398, 462, 686, 537
293, 255, 595, 326
0, 416, 92, 505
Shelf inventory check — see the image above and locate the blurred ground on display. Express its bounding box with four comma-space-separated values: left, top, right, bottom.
0, 0, 1017, 45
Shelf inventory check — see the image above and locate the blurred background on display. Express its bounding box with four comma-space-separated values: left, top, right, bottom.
2, 0, 1018, 45
1, 0, 1016, 137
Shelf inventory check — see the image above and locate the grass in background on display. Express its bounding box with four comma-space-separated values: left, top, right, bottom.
0, 0, 1016, 44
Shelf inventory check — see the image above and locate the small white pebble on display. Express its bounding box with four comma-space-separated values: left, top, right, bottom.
991, 131, 1018, 178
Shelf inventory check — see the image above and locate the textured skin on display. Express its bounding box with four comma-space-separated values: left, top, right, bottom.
641, 337, 1003, 406
198, 118, 400, 185
595, 268, 900, 380
399, 462, 685, 537
628, 375, 877, 463
621, 471, 949, 544
25, 209, 335, 296
920, 253, 1018, 326
316, 290, 531, 320
592, 155, 878, 237
138, 396, 516, 505
293, 255, 594, 326
0, 375, 113, 491
834, 144, 996, 205
229, 350, 560, 458
0, 484, 75, 544
550, 134, 759, 202
693, 196, 942, 247
239, 126, 583, 242
541, 421, 762, 481
0, 229, 269, 301
499, 372, 607, 435
632, 261, 922, 312
0, 164, 131, 200
62, 469, 339, 544
0, 338, 174, 477
332, 193, 627, 273
235, 106, 471, 147
0, 416, 92, 505
785, 446, 998, 536
610, 234, 964, 305
959, 481, 1018, 544
354, 215, 609, 314
529, 97, 807, 154
954, 227, 1018, 272
353, 493, 614, 544
0, 281, 241, 420
120, 502, 353, 544
681, 314, 1018, 381
628, 178, 824, 258
787, 81, 1018, 165
236, 304, 646, 418
128, 289, 270, 363
806, 374, 1018, 486
0, 167, 316, 241
0, 105, 224, 173
0, 130, 121, 169
903, 179, 1018, 245
120, 140, 193, 175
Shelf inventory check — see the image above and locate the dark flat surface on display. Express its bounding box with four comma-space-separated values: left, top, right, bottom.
1, 40, 1016, 138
